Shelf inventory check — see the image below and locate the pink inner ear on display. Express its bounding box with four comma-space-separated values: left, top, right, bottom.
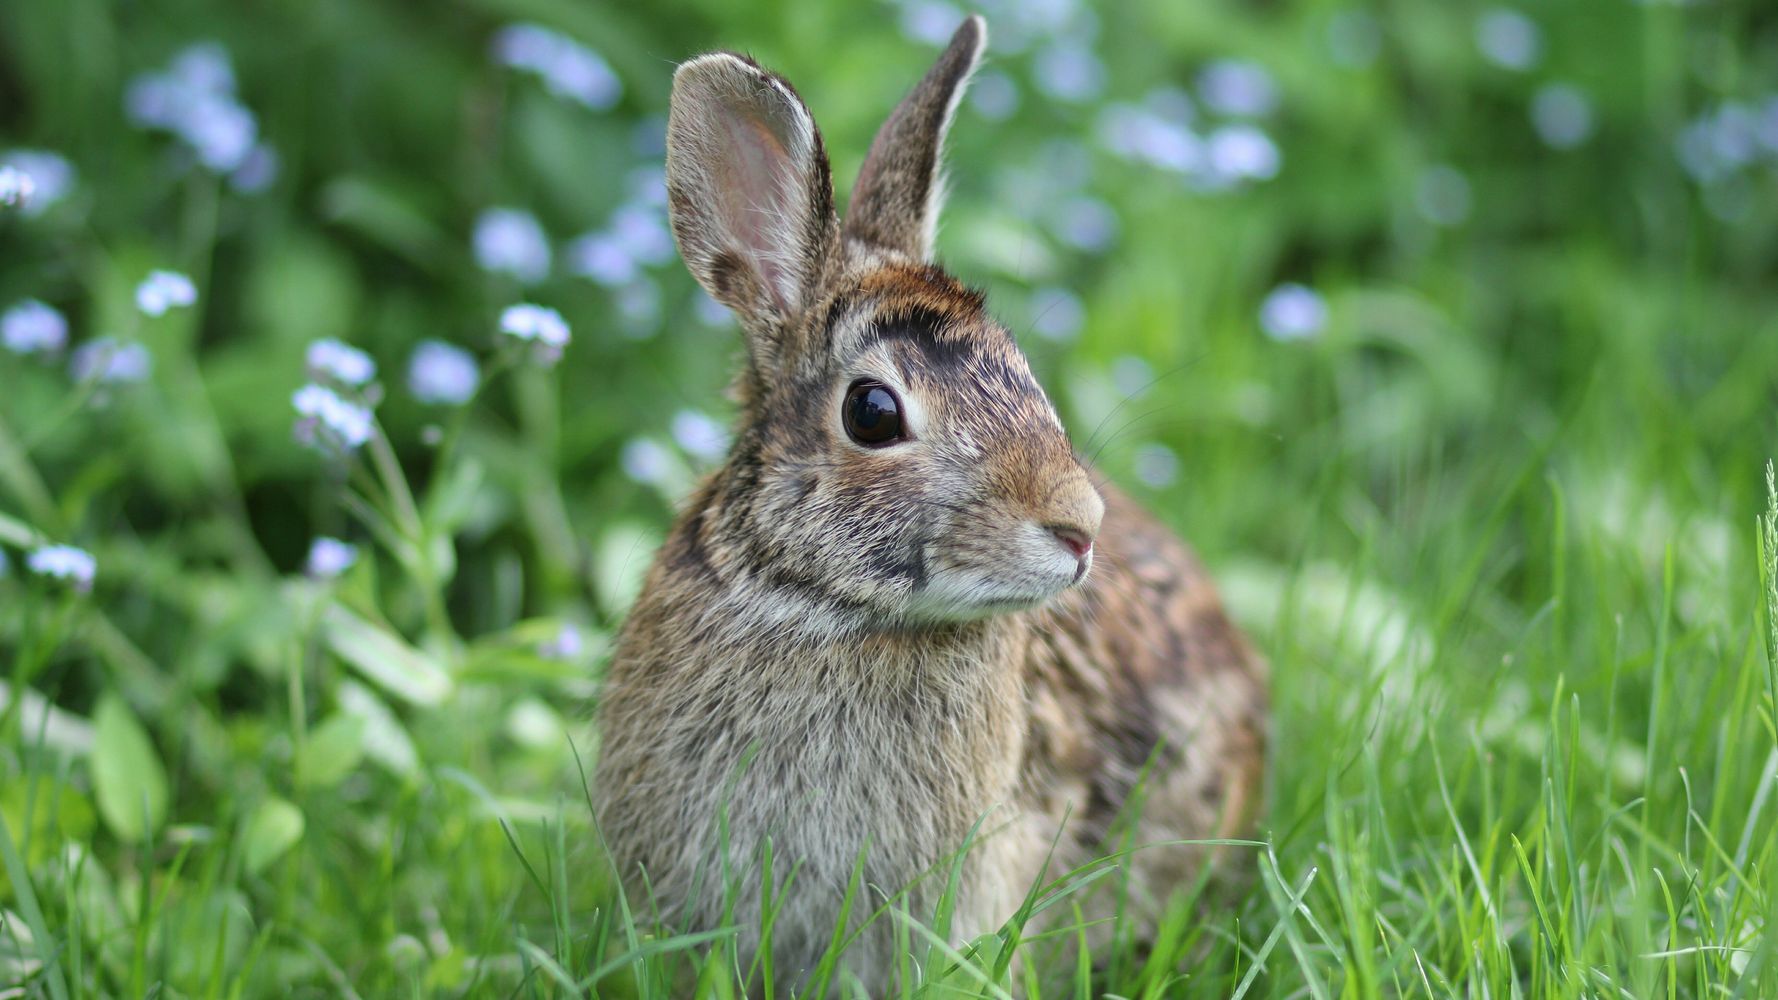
714, 113, 800, 313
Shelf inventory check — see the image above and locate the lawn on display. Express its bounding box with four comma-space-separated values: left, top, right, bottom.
2, 0, 1777, 996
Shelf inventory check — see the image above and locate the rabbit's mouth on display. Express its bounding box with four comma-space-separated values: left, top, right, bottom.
900, 531, 1092, 622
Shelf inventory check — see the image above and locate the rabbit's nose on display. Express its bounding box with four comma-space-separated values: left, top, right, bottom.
1047, 525, 1094, 559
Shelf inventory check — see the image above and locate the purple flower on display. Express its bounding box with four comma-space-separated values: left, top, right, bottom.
1197, 59, 1279, 118
492, 24, 621, 110
71, 338, 152, 383
293, 383, 375, 452
3, 300, 68, 355
474, 209, 551, 284
27, 544, 96, 592
305, 537, 358, 579
407, 340, 479, 405
306, 338, 377, 387
1259, 283, 1327, 342
135, 270, 197, 317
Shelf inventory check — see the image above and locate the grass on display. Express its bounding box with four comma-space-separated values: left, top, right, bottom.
3, 0, 1778, 995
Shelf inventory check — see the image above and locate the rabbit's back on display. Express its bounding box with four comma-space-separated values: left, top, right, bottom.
1020, 482, 1268, 899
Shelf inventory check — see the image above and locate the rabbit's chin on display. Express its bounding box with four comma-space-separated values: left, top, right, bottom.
899, 554, 1092, 624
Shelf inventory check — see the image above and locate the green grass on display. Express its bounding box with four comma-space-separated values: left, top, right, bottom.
4, 0, 1778, 995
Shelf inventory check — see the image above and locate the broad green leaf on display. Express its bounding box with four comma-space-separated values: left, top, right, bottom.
295, 714, 366, 789
89, 695, 168, 842
321, 603, 453, 706
241, 797, 304, 874
0, 509, 44, 548
336, 681, 421, 778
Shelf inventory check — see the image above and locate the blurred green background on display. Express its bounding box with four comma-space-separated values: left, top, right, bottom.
3, 0, 1777, 996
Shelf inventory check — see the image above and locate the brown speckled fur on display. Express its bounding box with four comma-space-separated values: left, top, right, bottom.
594, 16, 1267, 991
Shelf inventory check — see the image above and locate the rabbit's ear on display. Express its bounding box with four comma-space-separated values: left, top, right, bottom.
844, 17, 986, 261
667, 52, 839, 342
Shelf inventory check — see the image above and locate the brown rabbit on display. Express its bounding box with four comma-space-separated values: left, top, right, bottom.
594, 16, 1267, 990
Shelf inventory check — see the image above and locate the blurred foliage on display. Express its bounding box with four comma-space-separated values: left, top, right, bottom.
3, 0, 1778, 995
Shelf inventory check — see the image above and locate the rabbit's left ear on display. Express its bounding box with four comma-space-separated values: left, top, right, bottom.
844, 16, 986, 261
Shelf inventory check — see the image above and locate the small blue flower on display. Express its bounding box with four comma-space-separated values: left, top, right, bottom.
1531, 84, 1594, 150
1476, 8, 1541, 72
1197, 59, 1279, 118
3, 300, 68, 355
1112, 355, 1155, 398
0, 150, 75, 217
671, 410, 730, 462
537, 623, 586, 661
1047, 196, 1118, 253
1029, 287, 1085, 342
969, 69, 1021, 121
499, 304, 570, 348
71, 338, 152, 383
135, 270, 197, 317
897, 0, 964, 45
293, 382, 375, 452
0, 548, 9, 578
492, 24, 621, 110
305, 537, 358, 579
1033, 41, 1105, 104
0, 165, 33, 209
620, 438, 674, 485
1204, 124, 1281, 183
229, 143, 280, 194
407, 340, 479, 405
125, 44, 261, 174
306, 338, 377, 387
567, 231, 639, 287
474, 209, 551, 284
27, 544, 96, 592
1259, 283, 1328, 342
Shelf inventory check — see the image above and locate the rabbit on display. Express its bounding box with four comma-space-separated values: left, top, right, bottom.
593, 15, 1268, 991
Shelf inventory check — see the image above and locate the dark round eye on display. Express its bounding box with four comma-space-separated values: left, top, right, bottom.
842, 380, 905, 447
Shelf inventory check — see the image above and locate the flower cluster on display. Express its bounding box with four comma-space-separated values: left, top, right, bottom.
0, 164, 33, 208
1675, 98, 1778, 187
492, 23, 621, 111
293, 383, 375, 453
71, 338, 153, 385
498, 303, 571, 365
27, 544, 97, 592
407, 340, 480, 406
0, 150, 75, 217
306, 338, 377, 387
2, 300, 68, 356
135, 270, 198, 317
474, 208, 552, 285
126, 42, 278, 190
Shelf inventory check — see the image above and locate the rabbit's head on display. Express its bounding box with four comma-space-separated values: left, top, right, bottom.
666, 17, 1103, 627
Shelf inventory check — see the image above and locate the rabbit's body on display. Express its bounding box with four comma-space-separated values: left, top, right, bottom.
594, 16, 1266, 989
599, 477, 1264, 983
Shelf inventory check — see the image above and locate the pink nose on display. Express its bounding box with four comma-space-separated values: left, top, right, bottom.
1048, 525, 1094, 559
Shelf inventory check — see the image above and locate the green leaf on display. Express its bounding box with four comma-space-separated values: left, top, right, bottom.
593, 521, 662, 617
90, 695, 169, 842
321, 603, 453, 706
241, 797, 305, 874
295, 714, 366, 789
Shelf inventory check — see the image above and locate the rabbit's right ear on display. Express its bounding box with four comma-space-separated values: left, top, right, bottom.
666, 53, 839, 359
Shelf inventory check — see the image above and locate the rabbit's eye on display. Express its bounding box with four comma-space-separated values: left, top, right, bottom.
843, 379, 905, 447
